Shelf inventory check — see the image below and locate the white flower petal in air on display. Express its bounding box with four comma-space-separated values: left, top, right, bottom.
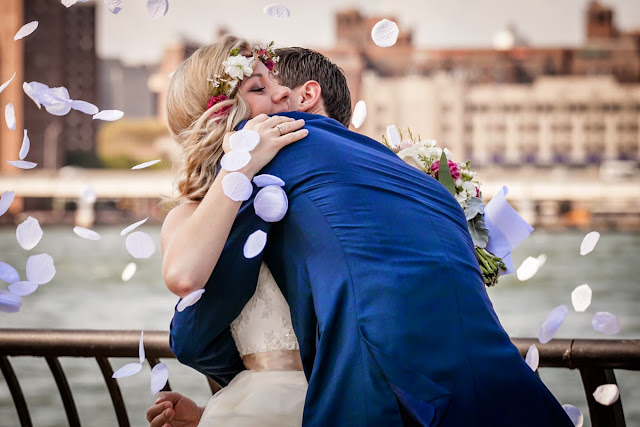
538, 304, 568, 344
19, 130, 30, 160
386, 125, 401, 148
536, 253, 548, 268
525, 344, 539, 372
253, 174, 285, 187
229, 129, 260, 152
0, 73, 16, 94
371, 19, 399, 48
23, 82, 41, 108
138, 331, 145, 363
70, 100, 99, 115
14, 21, 38, 41
5, 103, 16, 130
147, 0, 169, 18
0, 261, 20, 284
562, 404, 583, 427
150, 363, 169, 394
121, 218, 148, 236
177, 289, 205, 312
516, 256, 541, 281
8, 160, 37, 169
103, 0, 123, 14
0, 290, 22, 313
244, 230, 267, 259
220, 151, 251, 172
0, 191, 16, 216
263, 4, 291, 19
16, 216, 43, 250
351, 100, 367, 129
62, 0, 90, 7
254, 185, 288, 222
112, 362, 142, 378
571, 284, 592, 312
222, 172, 253, 202
131, 159, 161, 170
44, 101, 72, 116
8, 281, 38, 297
125, 231, 156, 259
580, 231, 600, 255
121, 262, 137, 281
73, 226, 101, 240
81, 186, 97, 203
592, 312, 621, 335
26, 253, 56, 285
93, 110, 124, 121
593, 384, 620, 406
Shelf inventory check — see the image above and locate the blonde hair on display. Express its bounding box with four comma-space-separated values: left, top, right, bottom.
165, 35, 254, 205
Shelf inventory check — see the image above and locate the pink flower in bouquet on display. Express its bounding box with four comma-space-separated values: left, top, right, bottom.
430, 159, 461, 181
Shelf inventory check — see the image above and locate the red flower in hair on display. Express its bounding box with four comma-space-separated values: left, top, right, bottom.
207, 95, 231, 117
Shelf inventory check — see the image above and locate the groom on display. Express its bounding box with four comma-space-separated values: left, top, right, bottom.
168, 48, 573, 426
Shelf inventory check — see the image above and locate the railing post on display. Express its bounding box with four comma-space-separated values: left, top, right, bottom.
579, 368, 626, 427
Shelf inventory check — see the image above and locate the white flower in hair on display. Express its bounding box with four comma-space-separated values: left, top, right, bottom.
222, 55, 254, 80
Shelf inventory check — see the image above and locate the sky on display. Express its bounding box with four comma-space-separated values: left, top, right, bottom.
96, 0, 640, 65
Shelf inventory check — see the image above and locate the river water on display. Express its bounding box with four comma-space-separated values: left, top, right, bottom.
0, 226, 638, 426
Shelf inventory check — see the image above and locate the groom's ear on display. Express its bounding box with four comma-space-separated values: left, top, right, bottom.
294, 80, 323, 113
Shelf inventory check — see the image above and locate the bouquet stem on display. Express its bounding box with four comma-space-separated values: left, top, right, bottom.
475, 247, 507, 287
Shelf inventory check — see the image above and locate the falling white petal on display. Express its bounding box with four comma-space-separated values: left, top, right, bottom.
220, 151, 251, 172
80, 186, 97, 203
14, 21, 38, 41
139, 331, 145, 363
516, 256, 541, 281
592, 312, 621, 335
263, 4, 290, 19
0, 261, 20, 284
26, 253, 56, 285
371, 19, 399, 48
48, 86, 72, 103
8, 160, 37, 169
0, 191, 16, 216
0, 290, 22, 313
44, 101, 72, 116
125, 231, 156, 259
244, 230, 267, 259
229, 129, 260, 152
177, 289, 205, 312
525, 344, 539, 372
147, 0, 169, 18
23, 82, 41, 108
121, 262, 137, 282
571, 284, 592, 312
70, 100, 99, 115
103, 0, 123, 14
150, 363, 169, 395
536, 253, 548, 268
73, 226, 101, 240
351, 100, 367, 129
121, 218, 148, 236
19, 130, 30, 160
580, 231, 600, 255
5, 103, 16, 130
131, 159, 161, 170
93, 110, 124, 121
0, 73, 16, 94
8, 281, 38, 297
386, 125, 401, 148
562, 404, 583, 427
253, 174, 285, 187
222, 172, 253, 202
16, 216, 43, 250
62, 0, 90, 7
112, 362, 142, 378
254, 185, 288, 222
593, 384, 620, 406
538, 304, 568, 344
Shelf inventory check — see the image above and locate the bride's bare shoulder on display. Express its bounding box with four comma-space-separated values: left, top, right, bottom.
161, 201, 198, 237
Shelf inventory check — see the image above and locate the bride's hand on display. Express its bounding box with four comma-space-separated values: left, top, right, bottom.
146, 392, 203, 427
223, 114, 307, 178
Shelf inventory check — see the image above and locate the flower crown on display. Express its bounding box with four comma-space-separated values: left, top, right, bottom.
206, 41, 279, 117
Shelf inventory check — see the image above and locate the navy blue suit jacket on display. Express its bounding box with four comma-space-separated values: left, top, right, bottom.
170, 112, 572, 426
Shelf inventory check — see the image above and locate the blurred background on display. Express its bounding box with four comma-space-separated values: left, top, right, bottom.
0, 1, 639, 426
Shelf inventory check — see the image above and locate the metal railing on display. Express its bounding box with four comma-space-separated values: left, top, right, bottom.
0, 329, 638, 426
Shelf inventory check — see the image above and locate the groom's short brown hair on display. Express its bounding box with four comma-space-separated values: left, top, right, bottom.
275, 47, 352, 128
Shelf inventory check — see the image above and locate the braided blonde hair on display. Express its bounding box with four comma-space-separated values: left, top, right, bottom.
166, 35, 254, 205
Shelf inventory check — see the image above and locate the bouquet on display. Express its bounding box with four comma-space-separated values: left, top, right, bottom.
382, 127, 507, 287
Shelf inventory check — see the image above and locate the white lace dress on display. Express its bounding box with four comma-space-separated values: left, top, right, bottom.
198, 263, 308, 427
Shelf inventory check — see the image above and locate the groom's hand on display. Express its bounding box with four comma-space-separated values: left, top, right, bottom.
146, 392, 203, 427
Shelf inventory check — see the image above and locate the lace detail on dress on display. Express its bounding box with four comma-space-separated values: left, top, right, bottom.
231, 263, 299, 356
